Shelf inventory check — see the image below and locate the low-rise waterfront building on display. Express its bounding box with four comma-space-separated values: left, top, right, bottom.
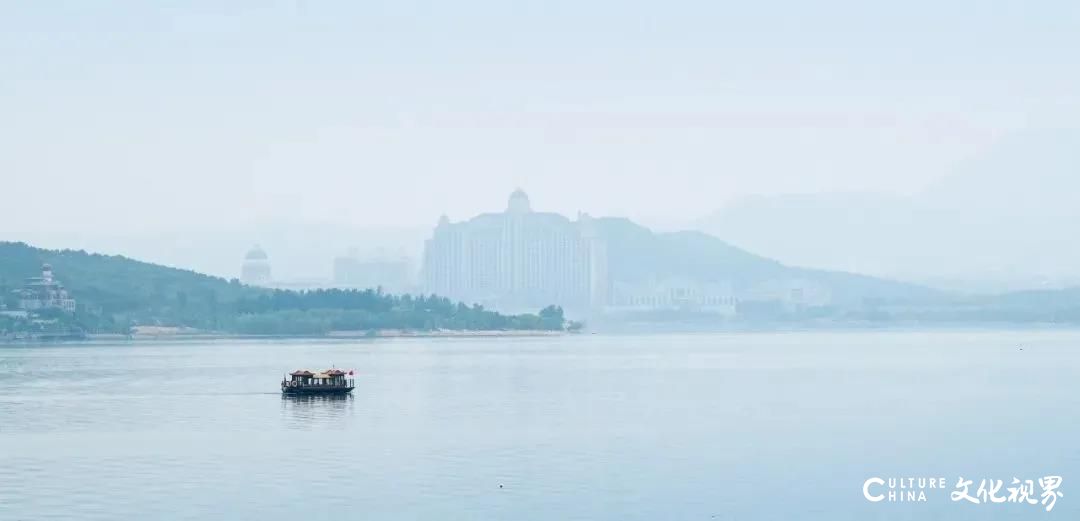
608, 278, 738, 317
743, 278, 832, 310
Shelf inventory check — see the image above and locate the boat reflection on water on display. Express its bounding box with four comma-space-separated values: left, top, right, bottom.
280, 393, 354, 428
282, 393, 353, 403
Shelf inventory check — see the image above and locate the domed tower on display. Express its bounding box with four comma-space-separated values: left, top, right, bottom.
241, 245, 272, 286
507, 189, 532, 214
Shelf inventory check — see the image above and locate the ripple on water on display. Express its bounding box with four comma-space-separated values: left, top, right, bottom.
2, 332, 1080, 520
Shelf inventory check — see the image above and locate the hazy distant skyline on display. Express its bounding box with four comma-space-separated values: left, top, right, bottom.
4, 1, 1079, 239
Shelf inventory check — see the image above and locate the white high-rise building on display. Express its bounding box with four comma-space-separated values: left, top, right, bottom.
422, 190, 607, 311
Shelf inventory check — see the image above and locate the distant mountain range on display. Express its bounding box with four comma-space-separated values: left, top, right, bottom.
593, 217, 941, 306
695, 129, 1080, 292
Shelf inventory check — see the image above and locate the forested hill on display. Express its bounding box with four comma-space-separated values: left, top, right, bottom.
0, 242, 569, 335
0, 241, 255, 328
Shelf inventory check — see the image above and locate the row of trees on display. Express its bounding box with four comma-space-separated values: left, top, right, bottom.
2, 288, 573, 337
231, 289, 569, 335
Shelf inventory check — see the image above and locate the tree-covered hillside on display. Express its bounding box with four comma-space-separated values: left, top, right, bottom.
0, 242, 570, 336
1, 241, 258, 332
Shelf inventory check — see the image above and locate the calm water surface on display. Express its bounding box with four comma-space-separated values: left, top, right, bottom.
2, 331, 1079, 520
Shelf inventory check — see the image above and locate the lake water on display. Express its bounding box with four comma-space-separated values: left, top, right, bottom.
1, 330, 1079, 520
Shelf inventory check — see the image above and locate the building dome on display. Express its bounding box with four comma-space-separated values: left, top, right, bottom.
241, 245, 272, 285
244, 245, 269, 261
507, 189, 532, 214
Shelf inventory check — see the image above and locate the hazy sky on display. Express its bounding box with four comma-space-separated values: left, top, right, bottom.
3, 1, 1078, 237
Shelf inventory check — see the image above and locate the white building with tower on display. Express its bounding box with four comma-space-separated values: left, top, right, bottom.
422, 190, 608, 311
15, 264, 76, 312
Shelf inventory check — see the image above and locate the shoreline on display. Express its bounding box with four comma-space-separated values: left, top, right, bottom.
0, 328, 568, 344
5, 322, 1080, 345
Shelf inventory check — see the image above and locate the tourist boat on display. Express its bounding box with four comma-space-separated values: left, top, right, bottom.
281, 368, 355, 395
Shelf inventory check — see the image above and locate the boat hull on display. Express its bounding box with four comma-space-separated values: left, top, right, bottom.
281, 386, 354, 396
